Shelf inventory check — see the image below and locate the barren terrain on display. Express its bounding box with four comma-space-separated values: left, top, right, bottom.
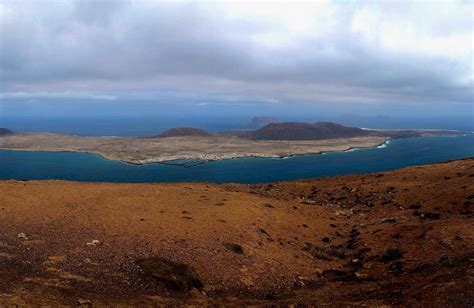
0, 159, 473, 305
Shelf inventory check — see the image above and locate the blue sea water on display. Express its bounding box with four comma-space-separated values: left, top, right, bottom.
2, 115, 473, 136
0, 135, 473, 183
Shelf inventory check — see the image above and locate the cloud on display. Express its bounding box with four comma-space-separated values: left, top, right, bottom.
0, 91, 117, 101
0, 0, 472, 106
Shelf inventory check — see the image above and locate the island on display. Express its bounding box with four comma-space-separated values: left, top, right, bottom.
0, 122, 464, 164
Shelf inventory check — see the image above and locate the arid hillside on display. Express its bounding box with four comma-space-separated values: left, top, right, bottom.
157, 127, 213, 138
0, 159, 473, 306
245, 122, 371, 140
0, 128, 14, 136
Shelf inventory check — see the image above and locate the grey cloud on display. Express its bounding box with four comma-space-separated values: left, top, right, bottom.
74, 0, 128, 25
0, 0, 472, 106
0, 91, 117, 101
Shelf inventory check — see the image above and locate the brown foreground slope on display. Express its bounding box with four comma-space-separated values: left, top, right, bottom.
0, 159, 473, 306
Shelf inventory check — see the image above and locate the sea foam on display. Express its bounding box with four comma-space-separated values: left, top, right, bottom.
377, 140, 391, 149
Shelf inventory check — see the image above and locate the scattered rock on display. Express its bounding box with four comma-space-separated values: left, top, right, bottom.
263, 184, 274, 191
86, 240, 102, 246
322, 268, 352, 280
189, 288, 206, 299
389, 261, 404, 273
387, 186, 397, 192
439, 255, 454, 266
17, 232, 28, 240
136, 257, 203, 291
420, 212, 441, 220
223, 243, 244, 255
354, 271, 368, 279
355, 247, 371, 260
380, 248, 403, 262
294, 275, 312, 287
264, 291, 277, 300
351, 258, 362, 266
303, 243, 345, 260
380, 217, 397, 224
350, 227, 360, 237
77, 299, 92, 305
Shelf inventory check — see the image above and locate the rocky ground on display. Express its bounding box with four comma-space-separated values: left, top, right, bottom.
0, 159, 473, 306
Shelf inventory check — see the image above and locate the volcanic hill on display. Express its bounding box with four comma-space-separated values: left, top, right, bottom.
244, 122, 371, 140
0, 128, 14, 136
158, 127, 212, 138
247, 116, 281, 127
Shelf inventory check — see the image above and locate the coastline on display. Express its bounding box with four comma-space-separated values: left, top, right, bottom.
0, 138, 392, 166
2, 135, 472, 184
0, 130, 468, 166
0, 134, 390, 165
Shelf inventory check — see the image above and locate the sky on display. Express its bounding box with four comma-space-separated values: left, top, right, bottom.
0, 0, 473, 129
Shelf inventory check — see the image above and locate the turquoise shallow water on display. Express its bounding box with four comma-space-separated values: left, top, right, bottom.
0, 135, 473, 183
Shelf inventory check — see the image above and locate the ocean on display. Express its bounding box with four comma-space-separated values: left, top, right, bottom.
1, 135, 473, 183
1, 115, 472, 136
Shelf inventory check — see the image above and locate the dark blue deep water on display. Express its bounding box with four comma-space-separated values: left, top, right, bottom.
1, 135, 473, 183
